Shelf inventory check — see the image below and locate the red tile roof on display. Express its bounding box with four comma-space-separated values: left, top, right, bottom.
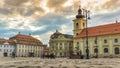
0, 38, 14, 45
75, 23, 120, 39
9, 34, 43, 45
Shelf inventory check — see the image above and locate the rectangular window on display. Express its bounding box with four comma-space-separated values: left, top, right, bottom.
60, 47, 62, 50
60, 43, 62, 45
77, 42, 79, 45
114, 38, 118, 43
64, 43, 67, 45
104, 39, 107, 43
94, 40, 97, 44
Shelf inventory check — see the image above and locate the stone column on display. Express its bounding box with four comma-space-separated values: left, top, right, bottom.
109, 35, 113, 56
99, 37, 103, 57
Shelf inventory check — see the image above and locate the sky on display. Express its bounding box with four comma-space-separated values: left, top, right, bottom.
0, 0, 120, 44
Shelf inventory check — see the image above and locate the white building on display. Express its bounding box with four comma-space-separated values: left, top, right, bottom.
9, 33, 44, 57
0, 38, 14, 57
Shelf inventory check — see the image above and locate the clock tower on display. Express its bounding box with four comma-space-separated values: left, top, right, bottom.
73, 6, 86, 37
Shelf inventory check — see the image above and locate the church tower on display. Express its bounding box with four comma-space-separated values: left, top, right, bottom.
73, 6, 86, 37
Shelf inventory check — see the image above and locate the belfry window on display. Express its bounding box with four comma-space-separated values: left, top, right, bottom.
76, 23, 79, 28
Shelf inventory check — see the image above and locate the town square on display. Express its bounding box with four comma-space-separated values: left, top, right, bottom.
0, 0, 120, 68
0, 57, 120, 68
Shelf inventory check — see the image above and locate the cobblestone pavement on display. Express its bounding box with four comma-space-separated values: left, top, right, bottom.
0, 57, 120, 68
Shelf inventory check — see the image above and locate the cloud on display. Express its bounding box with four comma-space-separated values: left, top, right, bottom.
17, 6, 44, 17
89, 9, 120, 27
0, 8, 13, 15
0, 21, 7, 28
4, 0, 29, 6
35, 13, 71, 26
46, 0, 80, 17
2, 0, 45, 17
101, 0, 120, 10
0, 0, 119, 44
46, 0, 67, 9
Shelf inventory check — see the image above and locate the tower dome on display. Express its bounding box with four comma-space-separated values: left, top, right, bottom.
76, 6, 84, 19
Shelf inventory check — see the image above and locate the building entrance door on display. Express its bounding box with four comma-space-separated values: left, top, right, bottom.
28, 52, 34, 57
4, 52, 8, 57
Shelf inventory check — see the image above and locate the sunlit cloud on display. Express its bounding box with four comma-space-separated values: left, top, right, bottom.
0, 0, 119, 44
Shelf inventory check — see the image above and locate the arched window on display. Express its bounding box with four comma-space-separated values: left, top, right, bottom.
104, 48, 108, 53
94, 48, 98, 53
114, 47, 119, 54
76, 23, 79, 28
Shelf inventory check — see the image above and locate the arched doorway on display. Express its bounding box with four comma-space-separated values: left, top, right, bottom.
28, 52, 34, 57
94, 48, 98, 58
114, 47, 119, 54
3, 52, 8, 57
104, 48, 108, 53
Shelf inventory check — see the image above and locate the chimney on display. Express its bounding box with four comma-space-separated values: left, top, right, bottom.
18, 32, 21, 34
29, 33, 31, 36
116, 18, 118, 23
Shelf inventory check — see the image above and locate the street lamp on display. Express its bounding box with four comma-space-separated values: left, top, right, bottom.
83, 9, 91, 59
95, 36, 98, 58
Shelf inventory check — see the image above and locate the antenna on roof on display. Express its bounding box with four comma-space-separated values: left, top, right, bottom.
116, 18, 118, 23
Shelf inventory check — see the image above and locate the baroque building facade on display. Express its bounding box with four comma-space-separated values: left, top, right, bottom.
49, 6, 120, 58
49, 30, 73, 57
9, 33, 44, 57
0, 38, 14, 57
73, 7, 120, 58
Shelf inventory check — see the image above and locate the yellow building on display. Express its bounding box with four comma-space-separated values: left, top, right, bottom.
73, 7, 120, 58
49, 30, 73, 57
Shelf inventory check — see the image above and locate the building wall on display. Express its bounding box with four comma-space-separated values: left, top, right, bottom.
73, 18, 86, 37
73, 34, 120, 57
0, 42, 14, 57
49, 35, 73, 57
16, 44, 44, 57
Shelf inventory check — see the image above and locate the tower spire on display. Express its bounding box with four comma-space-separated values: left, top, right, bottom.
76, 5, 84, 19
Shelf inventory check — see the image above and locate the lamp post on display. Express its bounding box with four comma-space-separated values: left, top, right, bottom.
83, 9, 91, 59
95, 36, 98, 58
